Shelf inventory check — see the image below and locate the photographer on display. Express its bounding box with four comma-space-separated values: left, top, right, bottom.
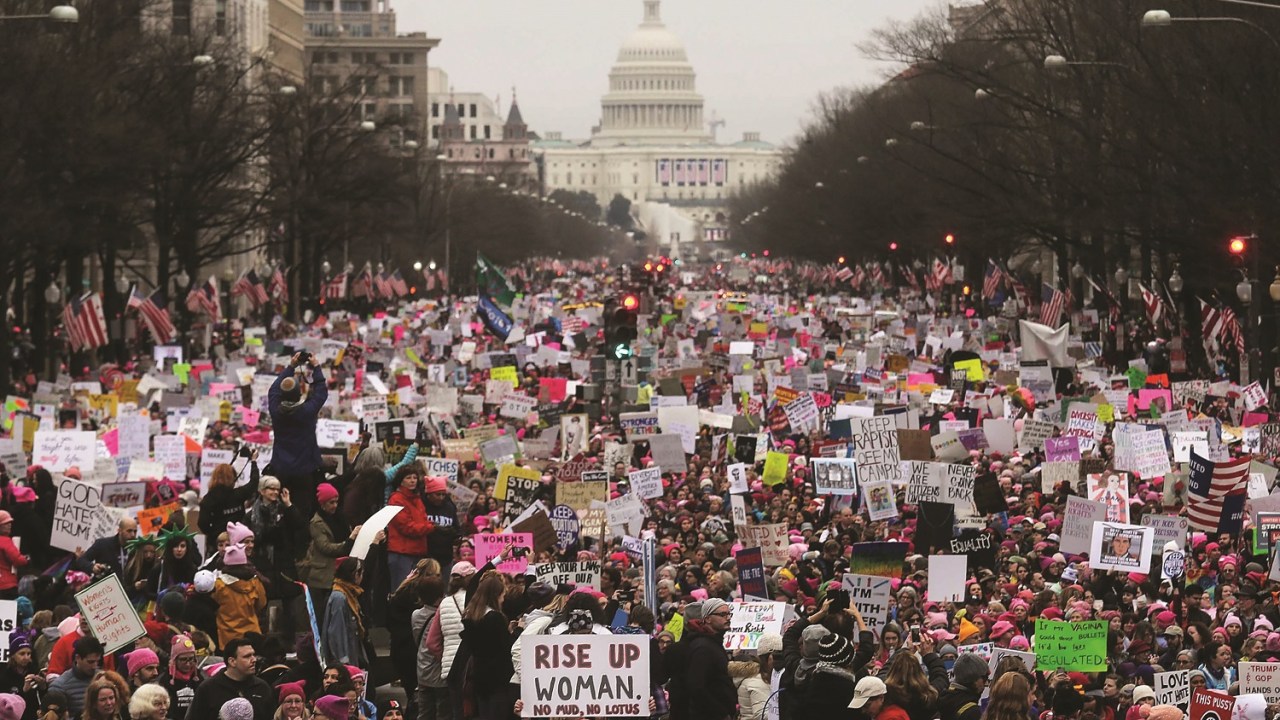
266, 352, 329, 524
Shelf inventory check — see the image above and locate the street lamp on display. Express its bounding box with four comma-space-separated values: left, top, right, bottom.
279, 85, 298, 96
404, 140, 420, 151
428, 260, 437, 271
1142, 9, 1280, 49
412, 261, 423, 272
1071, 261, 1085, 279
115, 275, 130, 296
359, 120, 376, 132
1044, 54, 1131, 73
884, 138, 899, 148
1238, 271, 1253, 305
975, 88, 992, 101
44, 282, 60, 305
321, 260, 331, 275
1168, 265, 1184, 295
1, 5, 78, 22
192, 55, 215, 67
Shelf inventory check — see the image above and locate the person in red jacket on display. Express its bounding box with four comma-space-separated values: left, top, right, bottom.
386, 463, 433, 588
0, 511, 28, 599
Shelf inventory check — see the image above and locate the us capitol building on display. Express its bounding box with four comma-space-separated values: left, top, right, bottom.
533, 0, 783, 259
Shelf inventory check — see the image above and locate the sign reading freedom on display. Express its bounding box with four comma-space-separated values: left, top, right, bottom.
1034, 619, 1108, 671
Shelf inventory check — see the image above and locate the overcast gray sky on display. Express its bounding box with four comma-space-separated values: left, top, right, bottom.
396, 0, 943, 147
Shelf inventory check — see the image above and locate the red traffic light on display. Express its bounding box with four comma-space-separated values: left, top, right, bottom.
889, 242, 899, 251
622, 294, 639, 311
1229, 236, 1248, 255
945, 233, 955, 245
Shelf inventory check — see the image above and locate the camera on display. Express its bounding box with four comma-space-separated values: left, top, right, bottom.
510, 546, 532, 559
617, 588, 635, 601
827, 588, 850, 612
910, 625, 922, 643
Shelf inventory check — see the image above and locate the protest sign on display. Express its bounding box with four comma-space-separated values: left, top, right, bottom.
850, 416, 901, 483
557, 481, 608, 511
1087, 473, 1131, 523
841, 573, 892, 636
723, 602, 788, 651
947, 531, 995, 569
1044, 437, 1081, 462
1189, 688, 1234, 720
548, 505, 580, 549
927, 555, 967, 602
475, 532, 535, 574
52, 478, 107, 553
1141, 514, 1188, 551
75, 574, 146, 654
0, 600, 15, 662
811, 458, 858, 495
351, 506, 402, 560
100, 482, 146, 509
942, 464, 977, 512
1061, 496, 1107, 555
736, 547, 768, 601
32, 430, 96, 472
628, 467, 664, 500
316, 419, 360, 448
424, 457, 460, 482
532, 561, 601, 590
1090, 522, 1154, 573
864, 481, 897, 521
1130, 429, 1172, 480
519, 635, 650, 719
496, 464, 542, 500
1154, 670, 1189, 707
1240, 662, 1280, 704
989, 647, 1036, 675
740, 523, 789, 566
1034, 619, 1108, 671
904, 461, 942, 504
849, 542, 908, 578
727, 462, 749, 494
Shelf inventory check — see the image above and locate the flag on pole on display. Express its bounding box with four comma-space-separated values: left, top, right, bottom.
65, 293, 108, 350
374, 271, 394, 299
1039, 283, 1065, 326
932, 258, 951, 288
390, 270, 408, 297
982, 260, 1004, 302
268, 266, 288, 301
129, 286, 176, 344
1186, 451, 1251, 533
325, 272, 348, 300
351, 269, 372, 299
231, 270, 269, 308
1139, 283, 1166, 327
476, 253, 516, 307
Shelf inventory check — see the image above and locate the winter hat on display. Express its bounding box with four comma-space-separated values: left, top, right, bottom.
277, 682, 306, 703
226, 522, 254, 545
193, 570, 216, 593
1258, 616, 1276, 632
957, 617, 980, 642
10, 487, 34, 503
450, 561, 477, 577
1010, 635, 1031, 651
64, 467, 81, 480
314, 696, 350, 720
0, 694, 25, 720
1132, 686, 1156, 703
954, 653, 989, 686
171, 634, 196, 659
316, 483, 339, 504
279, 375, 302, 402
7, 634, 29, 657
1148, 707, 1183, 720
757, 633, 784, 656
223, 543, 248, 567
0, 512, 13, 526
818, 633, 854, 666
125, 648, 159, 678
801, 625, 829, 659
1224, 614, 1243, 628
425, 476, 448, 494
701, 598, 729, 619
218, 698, 255, 720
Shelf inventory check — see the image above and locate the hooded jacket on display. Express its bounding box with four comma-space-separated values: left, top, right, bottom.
728, 660, 770, 720
387, 488, 433, 556
668, 620, 736, 720
938, 683, 983, 720
184, 667, 274, 720
267, 363, 327, 477
211, 574, 266, 648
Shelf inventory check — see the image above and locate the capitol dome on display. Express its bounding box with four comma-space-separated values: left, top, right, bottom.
593, 0, 711, 146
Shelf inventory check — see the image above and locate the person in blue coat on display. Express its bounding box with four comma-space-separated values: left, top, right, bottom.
266, 352, 328, 527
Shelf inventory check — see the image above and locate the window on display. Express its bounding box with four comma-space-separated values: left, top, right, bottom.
488, 148, 494, 159
457, 104, 465, 117
633, 174, 639, 184
431, 102, 439, 118
172, 0, 191, 35
304, 0, 333, 9
306, 22, 336, 36
360, 102, 376, 120
389, 52, 415, 65
509, 149, 515, 159
357, 76, 377, 95
483, 125, 491, 139
567, 172, 573, 185
469, 125, 477, 140
340, 0, 369, 10
215, 0, 227, 35
469, 103, 477, 118
347, 23, 373, 37
390, 76, 414, 97
432, 125, 440, 139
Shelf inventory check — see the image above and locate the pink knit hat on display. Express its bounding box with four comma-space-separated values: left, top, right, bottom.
125, 648, 159, 678
223, 543, 248, 567
226, 522, 254, 545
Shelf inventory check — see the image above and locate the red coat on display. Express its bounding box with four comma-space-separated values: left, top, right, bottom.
387, 489, 434, 556
0, 536, 26, 591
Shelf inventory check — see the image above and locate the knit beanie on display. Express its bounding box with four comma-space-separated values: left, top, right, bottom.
818, 633, 854, 666
953, 652, 989, 686
0, 694, 24, 720
218, 698, 254, 720
801, 625, 830, 660
125, 648, 160, 679
314, 695, 350, 720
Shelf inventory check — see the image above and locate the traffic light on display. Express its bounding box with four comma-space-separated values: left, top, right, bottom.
1229, 236, 1248, 256
605, 295, 639, 359
945, 233, 955, 245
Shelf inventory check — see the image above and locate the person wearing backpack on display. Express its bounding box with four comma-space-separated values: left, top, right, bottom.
938, 653, 988, 720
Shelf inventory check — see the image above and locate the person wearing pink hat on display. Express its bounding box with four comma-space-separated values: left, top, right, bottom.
989, 620, 1016, 648
123, 647, 160, 690
422, 475, 460, 571
211, 542, 265, 649
301, 483, 366, 613
0, 510, 27, 599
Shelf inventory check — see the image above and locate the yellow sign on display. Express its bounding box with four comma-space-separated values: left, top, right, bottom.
954, 358, 985, 382
762, 451, 789, 486
496, 463, 542, 500
115, 380, 139, 405
491, 366, 518, 384
87, 394, 118, 419
667, 612, 685, 641
1096, 404, 1115, 423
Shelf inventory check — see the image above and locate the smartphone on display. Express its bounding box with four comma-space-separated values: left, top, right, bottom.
911, 625, 921, 642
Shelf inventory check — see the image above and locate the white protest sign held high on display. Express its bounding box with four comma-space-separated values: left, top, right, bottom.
75, 574, 146, 654
850, 416, 901, 483
727, 463, 749, 494
723, 602, 789, 651
200, 449, 236, 492
51, 478, 105, 553
531, 561, 602, 590
841, 573, 892, 637
316, 419, 360, 448
1090, 522, 1155, 573
1141, 514, 1189, 552
1154, 670, 1189, 707
988, 647, 1036, 676
33, 430, 96, 473
1061, 496, 1107, 555
1240, 663, 1280, 704
99, 482, 146, 510
628, 467, 663, 500
520, 635, 650, 719
351, 506, 402, 559
424, 457, 460, 482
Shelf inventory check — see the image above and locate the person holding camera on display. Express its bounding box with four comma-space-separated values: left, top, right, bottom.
267, 352, 329, 524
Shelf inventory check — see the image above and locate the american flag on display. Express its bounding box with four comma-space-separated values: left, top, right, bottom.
932, 258, 952, 288
658, 159, 671, 185
563, 315, 585, 335
1040, 283, 1065, 326
870, 263, 886, 289
184, 278, 221, 322
1186, 451, 1250, 533
902, 265, 921, 292
268, 266, 288, 301
712, 159, 727, 185
1139, 283, 1165, 327
390, 270, 408, 297
835, 266, 853, 282
851, 265, 866, 290
231, 270, 269, 308
373, 271, 394, 299
1087, 275, 1122, 323
982, 260, 1004, 302
325, 272, 348, 299
64, 293, 109, 350
1009, 276, 1031, 310
351, 269, 372, 299
128, 286, 176, 344
1219, 304, 1245, 355
1200, 298, 1244, 357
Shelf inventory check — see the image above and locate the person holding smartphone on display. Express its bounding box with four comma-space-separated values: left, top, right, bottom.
266, 351, 329, 523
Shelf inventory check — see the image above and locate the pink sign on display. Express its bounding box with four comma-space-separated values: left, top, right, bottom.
1044, 436, 1081, 462
474, 532, 534, 574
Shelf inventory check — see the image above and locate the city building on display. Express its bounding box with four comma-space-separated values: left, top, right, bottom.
303, 0, 439, 146
425, 68, 507, 148
533, 0, 784, 257
269, 0, 306, 80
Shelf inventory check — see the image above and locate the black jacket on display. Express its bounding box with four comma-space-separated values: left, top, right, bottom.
938, 683, 983, 720
75, 535, 126, 577
197, 463, 259, 541
668, 624, 736, 720
183, 669, 274, 720
423, 495, 459, 568
797, 665, 859, 720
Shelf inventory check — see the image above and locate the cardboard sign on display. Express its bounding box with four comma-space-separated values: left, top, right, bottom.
850, 416, 901, 483
75, 574, 147, 654
518, 635, 650, 718
1090, 522, 1155, 573
1190, 688, 1234, 720
736, 548, 768, 600
723, 602, 788, 651
137, 503, 180, 536
51, 478, 110, 553
557, 481, 608, 511
1141, 514, 1189, 551
1154, 670, 1189, 707
100, 482, 147, 509
496, 464, 543, 500
810, 458, 858, 496
1034, 619, 1108, 671
316, 419, 360, 448
628, 467, 664, 500
1240, 662, 1280, 704
739, 523, 789, 566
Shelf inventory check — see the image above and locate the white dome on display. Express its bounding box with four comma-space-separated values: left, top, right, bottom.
617, 26, 689, 62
